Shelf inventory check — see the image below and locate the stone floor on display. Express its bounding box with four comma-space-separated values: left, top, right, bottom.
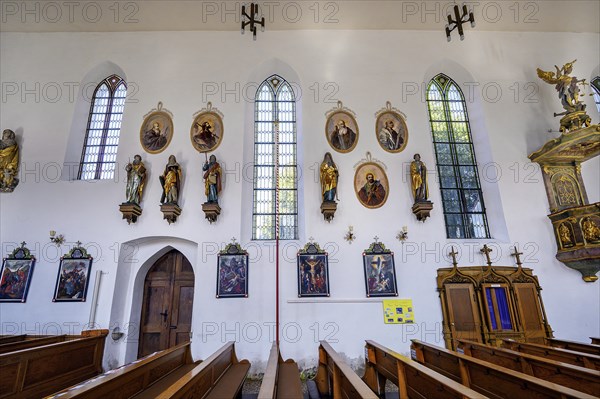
241, 377, 399, 397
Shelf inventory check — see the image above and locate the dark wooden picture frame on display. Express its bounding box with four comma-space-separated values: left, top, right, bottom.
216, 242, 249, 298
53, 246, 93, 302
297, 242, 330, 297
0, 258, 35, 303
363, 240, 398, 297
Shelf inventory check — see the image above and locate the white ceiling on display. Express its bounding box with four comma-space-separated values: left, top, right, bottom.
1, 0, 598, 33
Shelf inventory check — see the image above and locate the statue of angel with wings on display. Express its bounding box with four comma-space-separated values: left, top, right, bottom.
537, 60, 592, 132
537, 60, 587, 115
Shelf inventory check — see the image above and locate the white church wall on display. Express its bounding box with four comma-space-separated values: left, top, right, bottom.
1, 29, 599, 373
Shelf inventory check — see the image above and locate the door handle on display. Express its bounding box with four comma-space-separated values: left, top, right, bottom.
169, 325, 177, 330
159, 309, 168, 322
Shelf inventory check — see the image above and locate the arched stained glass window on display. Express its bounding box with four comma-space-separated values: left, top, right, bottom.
252, 75, 298, 240
426, 74, 490, 239
592, 76, 600, 113
78, 75, 127, 180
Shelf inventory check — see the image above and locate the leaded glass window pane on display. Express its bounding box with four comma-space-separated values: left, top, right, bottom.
426, 74, 490, 239
78, 76, 127, 180
252, 76, 298, 240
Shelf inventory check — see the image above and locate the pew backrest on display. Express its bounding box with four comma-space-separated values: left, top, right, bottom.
592, 337, 600, 345
0, 330, 108, 399
457, 339, 600, 396
258, 343, 280, 399
316, 341, 378, 399
46, 342, 193, 399
546, 338, 600, 356
154, 341, 250, 399
0, 335, 70, 354
502, 339, 600, 370
364, 340, 489, 399
411, 339, 597, 399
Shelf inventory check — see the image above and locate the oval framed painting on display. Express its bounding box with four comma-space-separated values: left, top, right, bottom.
375, 111, 408, 153
354, 162, 389, 209
140, 107, 173, 154
325, 110, 359, 153
190, 112, 224, 153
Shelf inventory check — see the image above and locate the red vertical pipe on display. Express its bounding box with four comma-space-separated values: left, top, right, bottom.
274, 121, 280, 345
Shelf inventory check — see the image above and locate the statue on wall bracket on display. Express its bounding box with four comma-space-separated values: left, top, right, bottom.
320, 152, 338, 222
119, 154, 147, 224
537, 60, 592, 133
0, 129, 20, 193
159, 155, 183, 224
202, 153, 222, 223
410, 153, 433, 221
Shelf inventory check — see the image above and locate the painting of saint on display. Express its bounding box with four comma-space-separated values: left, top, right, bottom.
325, 111, 359, 153
191, 112, 223, 153
354, 162, 389, 209
297, 254, 330, 297
53, 258, 92, 302
140, 110, 173, 154
363, 253, 398, 297
0, 259, 35, 302
375, 111, 408, 153
216, 254, 248, 298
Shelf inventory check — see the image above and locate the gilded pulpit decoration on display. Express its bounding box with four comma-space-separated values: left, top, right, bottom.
201, 154, 222, 223
159, 155, 183, 224
320, 152, 338, 222
0, 129, 20, 193
529, 64, 599, 282
119, 154, 147, 224
410, 153, 433, 221
582, 216, 600, 244
558, 222, 575, 248
537, 60, 592, 133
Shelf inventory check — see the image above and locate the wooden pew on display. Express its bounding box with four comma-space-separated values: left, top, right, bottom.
258, 343, 303, 399
153, 341, 250, 399
592, 337, 600, 345
315, 341, 378, 399
0, 335, 28, 345
502, 339, 600, 370
0, 335, 70, 354
45, 342, 199, 398
457, 339, 600, 396
546, 338, 600, 356
0, 329, 108, 399
363, 340, 489, 399
411, 339, 597, 399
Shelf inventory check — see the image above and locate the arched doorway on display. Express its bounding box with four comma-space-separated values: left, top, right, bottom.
138, 249, 195, 358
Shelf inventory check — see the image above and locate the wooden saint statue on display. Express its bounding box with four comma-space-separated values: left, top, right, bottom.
0, 129, 19, 192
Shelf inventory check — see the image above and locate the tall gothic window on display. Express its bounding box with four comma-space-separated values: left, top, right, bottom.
592, 76, 600, 113
252, 75, 298, 240
78, 75, 127, 180
426, 74, 490, 239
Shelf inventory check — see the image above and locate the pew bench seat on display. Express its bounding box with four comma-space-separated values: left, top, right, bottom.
205, 362, 251, 399
130, 362, 199, 399
277, 361, 303, 399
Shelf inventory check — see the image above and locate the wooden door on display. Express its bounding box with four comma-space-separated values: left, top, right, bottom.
138, 250, 195, 358
513, 283, 548, 344
444, 284, 482, 349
